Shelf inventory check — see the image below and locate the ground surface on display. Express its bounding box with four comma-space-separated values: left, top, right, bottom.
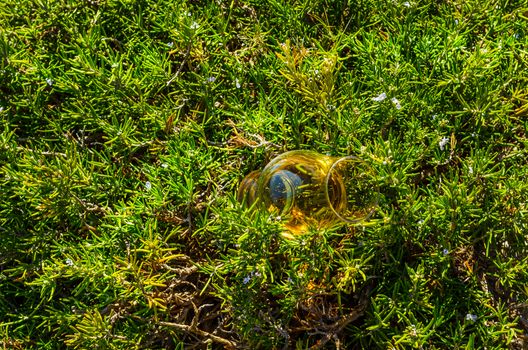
1, 0, 528, 348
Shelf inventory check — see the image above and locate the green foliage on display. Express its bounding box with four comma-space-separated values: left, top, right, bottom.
1, 0, 527, 348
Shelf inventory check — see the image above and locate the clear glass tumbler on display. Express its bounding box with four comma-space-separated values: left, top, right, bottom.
238, 150, 379, 235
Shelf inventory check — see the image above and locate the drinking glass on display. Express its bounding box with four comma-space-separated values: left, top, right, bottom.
238, 150, 379, 235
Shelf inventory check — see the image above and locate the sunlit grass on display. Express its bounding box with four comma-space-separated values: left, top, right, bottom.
1, 0, 527, 348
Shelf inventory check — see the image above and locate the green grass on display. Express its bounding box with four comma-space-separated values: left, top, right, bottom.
1, 0, 528, 348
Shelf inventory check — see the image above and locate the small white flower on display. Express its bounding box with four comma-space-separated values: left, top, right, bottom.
0, 107, 4, 112
161, 163, 168, 168
145, 181, 152, 191
439, 137, 450, 151
235, 78, 241, 89
403, 1, 411, 7
418, 219, 424, 226
409, 324, 417, 336
45, 78, 53, 86
468, 165, 473, 175
465, 313, 477, 322
190, 21, 199, 30
167, 41, 174, 48
372, 92, 387, 102
432, 114, 437, 121
65, 258, 74, 266
454, 19, 459, 25
111, 63, 118, 68
391, 97, 402, 109
243, 275, 251, 284
442, 248, 449, 256
514, 33, 520, 39
206, 76, 216, 83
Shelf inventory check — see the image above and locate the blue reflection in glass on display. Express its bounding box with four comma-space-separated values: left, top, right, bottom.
269, 170, 303, 208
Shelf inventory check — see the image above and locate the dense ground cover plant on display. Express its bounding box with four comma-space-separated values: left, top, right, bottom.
1, 0, 527, 348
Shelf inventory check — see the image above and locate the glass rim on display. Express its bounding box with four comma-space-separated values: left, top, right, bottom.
324, 155, 380, 224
